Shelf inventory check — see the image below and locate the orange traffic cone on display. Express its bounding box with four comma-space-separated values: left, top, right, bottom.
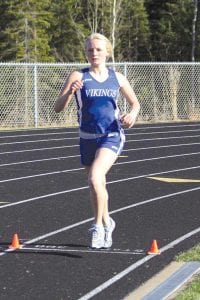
9, 233, 21, 249
147, 240, 160, 255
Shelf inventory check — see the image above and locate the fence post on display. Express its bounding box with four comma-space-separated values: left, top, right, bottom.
34, 64, 38, 128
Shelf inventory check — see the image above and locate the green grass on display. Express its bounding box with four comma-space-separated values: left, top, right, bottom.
173, 244, 200, 299
176, 244, 200, 262
174, 274, 200, 300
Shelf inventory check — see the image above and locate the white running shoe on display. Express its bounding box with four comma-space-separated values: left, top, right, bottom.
89, 224, 105, 249
104, 218, 116, 248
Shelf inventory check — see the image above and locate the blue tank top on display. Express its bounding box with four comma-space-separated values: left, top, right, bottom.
75, 67, 121, 135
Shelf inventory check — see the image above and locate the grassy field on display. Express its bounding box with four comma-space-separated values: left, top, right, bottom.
173, 244, 200, 299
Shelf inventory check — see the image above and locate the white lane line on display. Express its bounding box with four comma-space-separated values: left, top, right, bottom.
1, 186, 200, 253
110, 186, 200, 215
123, 142, 200, 152
26, 187, 200, 244
0, 134, 199, 155
1, 151, 200, 184
0, 167, 84, 183
116, 151, 200, 166
1, 129, 200, 143
0, 131, 78, 139
0, 142, 199, 167
0, 165, 200, 209
18, 247, 144, 256
0, 218, 92, 256
1, 223, 200, 300
0, 186, 89, 209
0, 133, 199, 147
1, 123, 199, 139
0, 155, 80, 167
126, 134, 200, 143
78, 227, 200, 300
0, 122, 199, 137
125, 128, 200, 136
0, 144, 79, 155
126, 124, 200, 130
0, 137, 79, 146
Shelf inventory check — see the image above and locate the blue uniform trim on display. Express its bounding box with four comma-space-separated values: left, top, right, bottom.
75, 67, 125, 166
75, 67, 121, 135
79, 130, 125, 166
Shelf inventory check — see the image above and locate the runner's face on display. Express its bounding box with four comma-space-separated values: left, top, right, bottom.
86, 39, 108, 66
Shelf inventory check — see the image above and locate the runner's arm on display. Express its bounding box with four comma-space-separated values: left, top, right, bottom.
54, 71, 83, 113
116, 72, 140, 128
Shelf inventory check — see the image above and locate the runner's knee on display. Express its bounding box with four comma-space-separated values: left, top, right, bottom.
88, 173, 106, 190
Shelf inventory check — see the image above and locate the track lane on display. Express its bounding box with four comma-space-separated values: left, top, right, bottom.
0, 122, 200, 300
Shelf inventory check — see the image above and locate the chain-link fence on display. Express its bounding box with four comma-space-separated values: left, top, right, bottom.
0, 62, 200, 129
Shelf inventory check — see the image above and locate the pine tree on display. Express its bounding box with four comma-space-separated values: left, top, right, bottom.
0, 0, 17, 61
196, 0, 200, 61
145, 0, 195, 61
0, 0, 199, 62
0, 0, 54, 62
49, 0, 89, 62
117, 0, 150, 61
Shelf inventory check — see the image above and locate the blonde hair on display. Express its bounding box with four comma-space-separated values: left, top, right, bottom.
85, 33, 113, 58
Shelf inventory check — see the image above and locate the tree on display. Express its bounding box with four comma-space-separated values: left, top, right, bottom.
196, 0, 200, 61
145, 0, 195, 61
0, 0, 18, 61
0, 0, 54, 62
192, 0, 198, 61
117, 0, 150, 61
49, 0, 90, 62
0, 0, 200, 62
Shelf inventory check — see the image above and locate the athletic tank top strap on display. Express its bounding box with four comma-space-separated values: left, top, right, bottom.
81, 67, 119, 84
82, 68, 90, 80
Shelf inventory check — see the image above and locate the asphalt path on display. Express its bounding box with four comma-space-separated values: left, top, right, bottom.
0, 122, 200, 300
